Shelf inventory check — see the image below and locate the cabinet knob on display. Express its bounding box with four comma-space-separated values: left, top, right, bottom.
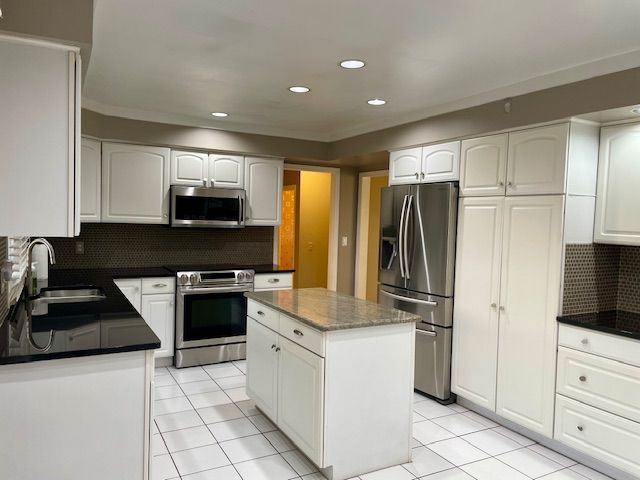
577, 425, 584, 432
420, 172, 425, 179
507, 181, 513, 187
257, 310, 265, 316
581, 338, 589, 345
275, 347, 281, 352
267, 278, 280, 284
415, 172, 419, 179
490, 303, 497, 308
163, 213, 168, 218
293, 329, 304, 337
499, 306, 505, 311
579, 375, 587, 382
271, 344, 276, 349
498, 181, 504, 187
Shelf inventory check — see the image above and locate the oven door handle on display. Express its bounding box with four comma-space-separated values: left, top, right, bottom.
178, 285, 252, 296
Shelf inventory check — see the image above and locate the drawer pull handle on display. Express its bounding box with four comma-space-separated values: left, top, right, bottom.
271, 344, 276, 349
257, 311, 265, 316
490, 303, 497, 308
579, 375, 587, 382
293, 329, 304, 337
153, 283, 167, 288
275, 347, 281, 352
268, 278, 280, 283
577, 425, 584, 432
581, 338, 589, 345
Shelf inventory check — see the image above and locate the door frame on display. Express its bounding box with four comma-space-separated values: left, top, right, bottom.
354, 170, 389, 299
275, 164, 341, 291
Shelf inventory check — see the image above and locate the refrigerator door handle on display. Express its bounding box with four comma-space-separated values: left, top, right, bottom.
380, 289, 438, 307
416, 329, 437, 337
403, 195, 414, 279
398, 194, 408, 278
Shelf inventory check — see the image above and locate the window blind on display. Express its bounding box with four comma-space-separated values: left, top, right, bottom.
7, 236, 29, 305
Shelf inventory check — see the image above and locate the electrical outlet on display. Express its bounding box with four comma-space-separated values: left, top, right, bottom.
75, 241, 85, 255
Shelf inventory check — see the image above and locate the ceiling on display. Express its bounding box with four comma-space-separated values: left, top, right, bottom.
83, 0, 640, 142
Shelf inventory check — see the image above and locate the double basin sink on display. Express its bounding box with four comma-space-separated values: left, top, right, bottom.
29, 287, 107, 306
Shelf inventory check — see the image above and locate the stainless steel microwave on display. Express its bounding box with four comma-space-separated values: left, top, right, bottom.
170, 185, 245, 228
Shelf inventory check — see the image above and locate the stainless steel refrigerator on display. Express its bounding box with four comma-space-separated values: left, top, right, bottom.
378, 182, 458, 402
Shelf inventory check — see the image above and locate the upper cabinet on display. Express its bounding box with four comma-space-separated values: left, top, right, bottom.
170, 150, 209, 186
102, 143, 170, 224
245, 157, 283, 226
389, 142, 460, 185
0, 37, 81, 237
594, 122, 640, 245
210, 154, 245, 189
506, 123, 568, 195
81, 138, 102, 222
389, 147, 423, 185
460, 134, 508, 196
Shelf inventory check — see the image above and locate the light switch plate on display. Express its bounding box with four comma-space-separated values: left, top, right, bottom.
341, 235, 348, 247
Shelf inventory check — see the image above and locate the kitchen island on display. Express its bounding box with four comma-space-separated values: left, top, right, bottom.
0, 268, 165, 480
245, 288, 420, 480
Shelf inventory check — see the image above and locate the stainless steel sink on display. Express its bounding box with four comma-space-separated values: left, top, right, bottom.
31, 287, 107, 305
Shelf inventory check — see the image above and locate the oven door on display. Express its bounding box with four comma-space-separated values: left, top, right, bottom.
171, 186, 245, 228
176, 285, 250, 349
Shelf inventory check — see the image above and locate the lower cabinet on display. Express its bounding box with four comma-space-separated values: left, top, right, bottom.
114, 278, 142, 313
246, 318, 279, 419
141, 293, 175, 359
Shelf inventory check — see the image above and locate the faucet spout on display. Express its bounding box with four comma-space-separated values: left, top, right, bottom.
26, 238, 56, 296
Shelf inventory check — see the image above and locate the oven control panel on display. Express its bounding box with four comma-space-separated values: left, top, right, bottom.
177, 270, 254, 287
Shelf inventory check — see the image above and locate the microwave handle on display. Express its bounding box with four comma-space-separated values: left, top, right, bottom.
239, 196, 244, 223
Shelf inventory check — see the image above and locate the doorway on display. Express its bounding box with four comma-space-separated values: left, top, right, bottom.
355, 171, 389, 302
276, 166, 340, 289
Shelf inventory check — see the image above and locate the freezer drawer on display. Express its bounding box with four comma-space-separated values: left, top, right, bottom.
415, 324, 452, 401
378, 285, 453, 328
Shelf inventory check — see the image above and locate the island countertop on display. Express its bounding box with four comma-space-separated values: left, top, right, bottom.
245, 287, 420, 331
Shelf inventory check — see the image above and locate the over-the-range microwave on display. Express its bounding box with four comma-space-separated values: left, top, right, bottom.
170, 185, 245, 228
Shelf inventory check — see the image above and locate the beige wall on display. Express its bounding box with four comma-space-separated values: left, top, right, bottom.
336, 167, 358, 294
365, 176, 388, 302
297, 172, 332, 288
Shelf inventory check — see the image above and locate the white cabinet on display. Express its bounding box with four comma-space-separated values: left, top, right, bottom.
210, 154, 245, 188
277, 336, 325, 464
141, 293, 175, 359
81, 138, 102, 222
0, 37, 81, 237
460, 134, 508, 196
421, 141, 460, 182
594, 122, 640, 245
452, 195, 563, 437
507, 123, 568, 195
245, 157, 283, 226
246, 318, 279, 419
114, 278, 142, 313
170, 150, 209, 186
389, 147, 422, 185
495, 195, 564, 437
451, 197, 504, 410
102, 143, 170, 224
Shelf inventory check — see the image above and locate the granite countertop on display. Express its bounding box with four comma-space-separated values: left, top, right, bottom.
0, 268, 166, 365
245, 288, 421, 331
558, 310, 640, 341
164, 264, 294, 274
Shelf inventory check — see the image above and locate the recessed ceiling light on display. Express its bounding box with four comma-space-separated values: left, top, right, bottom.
340, 59, 366, 69
289, 86, 310, 93
210, 112, 228, 117
631, 106, 640, 115
367, 98, 387, 106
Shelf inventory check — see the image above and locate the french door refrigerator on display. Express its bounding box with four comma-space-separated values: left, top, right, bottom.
378, 182, 458, 402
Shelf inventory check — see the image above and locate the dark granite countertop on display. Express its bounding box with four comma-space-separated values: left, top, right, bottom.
164, 264, 294, 274
0, 268, 164, 366
558, 310, 640, 341
246, 288, 421, 331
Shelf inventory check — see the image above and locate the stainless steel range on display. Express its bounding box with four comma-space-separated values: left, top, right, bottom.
175, 268, 254, 368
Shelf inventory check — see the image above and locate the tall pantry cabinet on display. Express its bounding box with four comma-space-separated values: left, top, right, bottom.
451, 121, 599, 437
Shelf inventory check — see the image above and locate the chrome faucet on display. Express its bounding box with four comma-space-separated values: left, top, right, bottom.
26, 238, 56, 296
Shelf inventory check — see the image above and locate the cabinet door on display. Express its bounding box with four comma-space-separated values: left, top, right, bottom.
102, 143, 170, 224
170, 150, 209, 186
451, 197, 504, 411
389, 147, 422, 185
460, 134, 508, 196
141, 293, 175, 358
81, 138, 102, 222
114, 278, 142, 314
421, 141, 460, 183
246, 318, 279, 420
496, 195, 564, 437
210, 154, 245, 189
245, 157, 283, 226
277, 336, 324, 465
594, 123, 640, 245
507, 124, 568, 195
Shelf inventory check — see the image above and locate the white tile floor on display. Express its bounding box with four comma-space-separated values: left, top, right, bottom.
153, 362, 613, 480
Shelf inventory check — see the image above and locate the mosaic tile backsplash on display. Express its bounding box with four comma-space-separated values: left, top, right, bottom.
563, 243, 640, 315
46, 224, 274, 270
0, 237, 7, 322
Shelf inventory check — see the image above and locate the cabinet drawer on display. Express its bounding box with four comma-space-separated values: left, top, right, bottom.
558, 324, 640, 368
557, 347, 640, 423
254, 273, 293, 290
247, 300, 279, 331
555, 395, 640, 478
141, 277, 175, 295
279, 315, 325, 357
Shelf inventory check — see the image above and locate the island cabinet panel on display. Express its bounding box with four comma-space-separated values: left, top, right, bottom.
246, 318, 279, 420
